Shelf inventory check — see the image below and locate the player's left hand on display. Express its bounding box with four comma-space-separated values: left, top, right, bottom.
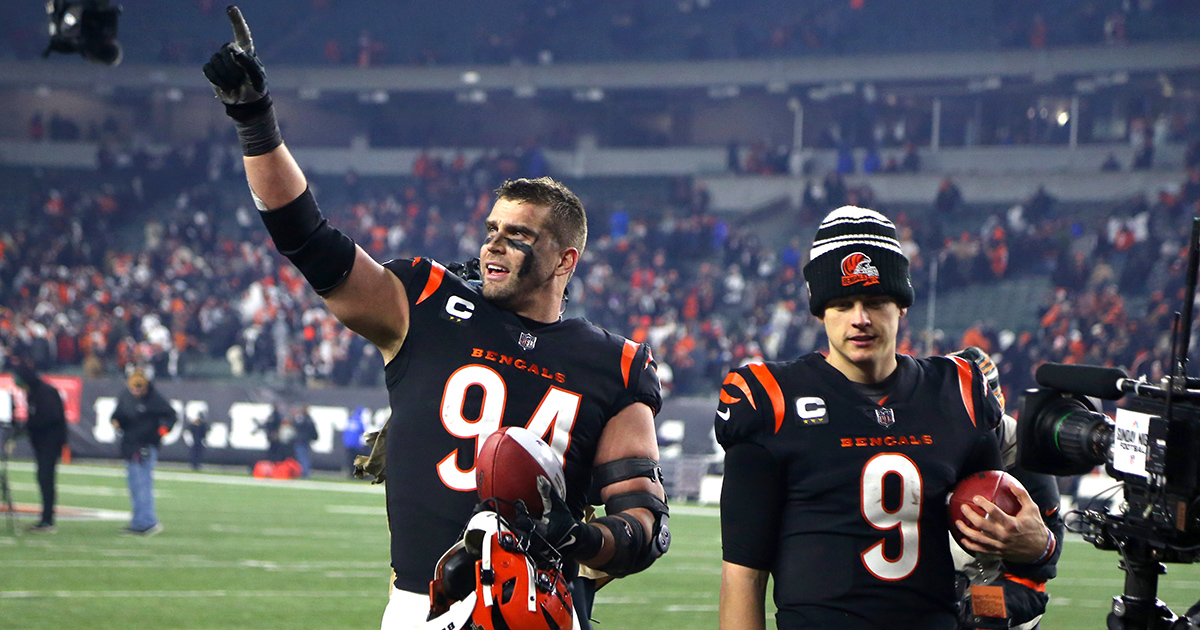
202, 6, 270, 111
955, 478, 1050, 563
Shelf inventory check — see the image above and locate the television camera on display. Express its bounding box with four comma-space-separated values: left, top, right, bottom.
43, 0, 123, 66
1017, 219, 1200, 630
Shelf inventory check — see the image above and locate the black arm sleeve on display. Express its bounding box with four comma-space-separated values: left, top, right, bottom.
1002, 466, 1064, 581
960, 430, 1004, 479
720, 442, 783, 570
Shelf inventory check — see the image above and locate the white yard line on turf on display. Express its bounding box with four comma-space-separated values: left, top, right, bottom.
6, 463, 384, 494
0, 590, 380, 599
9, 482, 161, 497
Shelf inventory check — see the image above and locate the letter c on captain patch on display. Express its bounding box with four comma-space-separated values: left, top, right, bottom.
795, 396, 827, 425
445, 295, 475, 320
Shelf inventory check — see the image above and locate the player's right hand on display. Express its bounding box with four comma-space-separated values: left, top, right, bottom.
202, 6, 270, 110
535, 476, 603, 560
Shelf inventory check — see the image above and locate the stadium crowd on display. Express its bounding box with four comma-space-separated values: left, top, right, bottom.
6, 0, 1197, 67
3, 138, 1200, 398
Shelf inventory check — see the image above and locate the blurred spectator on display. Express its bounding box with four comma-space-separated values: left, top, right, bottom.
344, 405, 370, 478
1132, 137, 1155, 170
862, 146, 881, 174
10, 357, 67, 533
292, 405, 318, 478
1026, 185, 1056, 222
262, 403, 294, 463
111, 369, 175, 536
186, 411, 209, 471
934, 177, 962, 217
901, 143, 920, 173
29, 113, 45, 141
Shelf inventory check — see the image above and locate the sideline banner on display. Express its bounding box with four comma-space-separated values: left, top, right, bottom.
2, 376, 720, 471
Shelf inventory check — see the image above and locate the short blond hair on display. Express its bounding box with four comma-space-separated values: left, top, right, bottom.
127, 370, 149, 389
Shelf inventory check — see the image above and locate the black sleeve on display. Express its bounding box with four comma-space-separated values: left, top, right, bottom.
960, 429, 1003, 479
1002, 466, 1064, 581
383, 257, 431, 305
720, 442, 783, 570
615, 342, 663, 417
971, 360, 1003, 431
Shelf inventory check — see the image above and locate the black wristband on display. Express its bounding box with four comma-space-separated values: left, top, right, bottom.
228, 96, 282, 157
568, 521, 605, 561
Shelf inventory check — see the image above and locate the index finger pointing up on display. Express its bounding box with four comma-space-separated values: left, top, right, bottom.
227, 6, 254, 54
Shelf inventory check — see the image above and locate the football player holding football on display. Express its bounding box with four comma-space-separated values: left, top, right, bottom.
203, 9, 669, 630
716, 206, 1053, 630
949, 347, 1063, 630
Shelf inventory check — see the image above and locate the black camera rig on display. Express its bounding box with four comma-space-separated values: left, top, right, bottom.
1016, 218, 1200, 630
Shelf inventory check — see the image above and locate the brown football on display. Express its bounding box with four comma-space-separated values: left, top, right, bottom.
947, 470, 1022, 552
475, 426, 565, 520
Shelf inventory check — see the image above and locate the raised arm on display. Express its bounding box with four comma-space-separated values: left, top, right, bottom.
203, 7, 408, 361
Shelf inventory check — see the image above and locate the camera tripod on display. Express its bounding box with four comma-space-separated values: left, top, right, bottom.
1106, 537, 1200, 630
0, 424, 15, 536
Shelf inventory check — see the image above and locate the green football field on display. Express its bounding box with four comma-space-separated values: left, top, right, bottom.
2, 461, 1198, 629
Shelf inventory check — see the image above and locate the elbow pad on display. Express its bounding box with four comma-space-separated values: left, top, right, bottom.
258, 188, 356, 295
592, 491, 670, 578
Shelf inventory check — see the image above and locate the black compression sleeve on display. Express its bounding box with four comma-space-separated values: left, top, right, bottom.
258, 188, 357, 295
720, 442, 783, 569
961, 430, 1004, 478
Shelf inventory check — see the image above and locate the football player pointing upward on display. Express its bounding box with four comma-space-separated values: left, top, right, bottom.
717, 206, 1053, 630
204, 9, 668, 630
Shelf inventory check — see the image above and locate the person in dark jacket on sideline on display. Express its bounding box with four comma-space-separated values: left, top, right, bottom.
10, 357, 68, 533
110, 369, 177, 536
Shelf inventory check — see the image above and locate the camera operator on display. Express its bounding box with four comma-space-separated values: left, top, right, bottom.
951, 348, 1065, 630
8, 357, 68, 534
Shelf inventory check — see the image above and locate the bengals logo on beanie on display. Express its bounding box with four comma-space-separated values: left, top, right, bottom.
803, 206, 913, 316
840, 252, 880, 287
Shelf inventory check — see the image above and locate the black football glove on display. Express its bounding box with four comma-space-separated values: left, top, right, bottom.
202, 6, 270, 117
535, 476, 603, 561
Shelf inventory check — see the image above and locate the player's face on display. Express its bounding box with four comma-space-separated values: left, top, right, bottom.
479, 199, 561, 312
819, 294, 906, 382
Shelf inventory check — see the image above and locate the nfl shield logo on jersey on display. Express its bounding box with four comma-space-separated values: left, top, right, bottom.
875, 407, 895, 428
518, 332, 537, 351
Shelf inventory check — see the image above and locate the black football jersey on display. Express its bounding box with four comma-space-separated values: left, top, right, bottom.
382, 258, 662, 593
717, 352, 1002, 630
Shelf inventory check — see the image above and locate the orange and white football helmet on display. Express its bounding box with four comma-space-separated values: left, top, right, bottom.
426, 510, 573, 630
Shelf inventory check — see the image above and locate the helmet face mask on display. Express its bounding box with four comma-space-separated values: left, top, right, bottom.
428, 510, 574, 630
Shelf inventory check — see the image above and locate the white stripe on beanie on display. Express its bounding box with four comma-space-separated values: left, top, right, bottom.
810, 236, 905, 259
808, 206, 903, 260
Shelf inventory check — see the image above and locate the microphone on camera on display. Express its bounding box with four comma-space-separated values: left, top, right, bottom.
1034, 363, 1128, 400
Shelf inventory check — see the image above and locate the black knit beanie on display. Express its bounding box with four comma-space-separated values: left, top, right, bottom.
802, 205, 914, 316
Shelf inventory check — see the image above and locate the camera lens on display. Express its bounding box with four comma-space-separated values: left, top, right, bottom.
1018, 390, 1114, 476
1050, 403, 1113, 467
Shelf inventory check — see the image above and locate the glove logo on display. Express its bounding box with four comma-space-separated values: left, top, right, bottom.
840, 252, 880, 287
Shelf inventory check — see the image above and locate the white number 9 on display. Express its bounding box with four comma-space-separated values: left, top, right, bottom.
860, 453, 923, 581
